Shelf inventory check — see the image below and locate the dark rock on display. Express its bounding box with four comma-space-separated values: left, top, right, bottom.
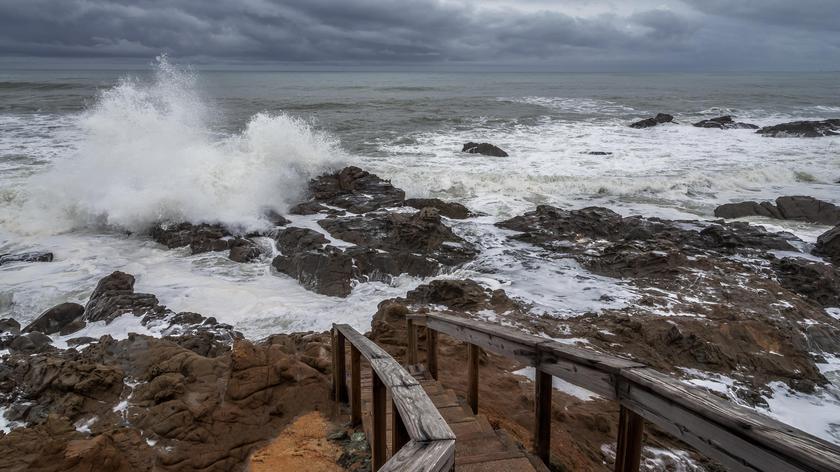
405, 279, 493, 311
169, 312, 206, 326
58, 319, 86, 336
757, 119, 840, 137
403, 198, 471, 219
0, 252, 53, 266
66, 336, 97, 347
0, 318, 20, 335
629, 113, 674, 129
9, 331, 53, 354
150, 222, 231, 254
23, 302, 85, 335
273, 228, 354, 297
814, 225, 840, 265
772, 258, 840, 307
693, 116, 758, 130
288, 201, 335, 216
584, 151, 612, 155
264, 209, 291, 226
715, 196, 840, 226
462, 142, 509, 157
228, 238, 261, 263
83, 271, 168, 323
300, 166, 405, 214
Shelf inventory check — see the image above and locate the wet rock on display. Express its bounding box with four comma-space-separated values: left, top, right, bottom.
403, 198, 471, 219
23, 302, 85, 335
406, 279, 501, 311
462, 142, 509, 157
772, 257, 840, 307
693, 116, 758, 130
59, 319, 86, 336
66, 336, 97, 348
83, 271, 168, 323
584, 151, 612, 155
272, 227, 354, 297
715, 196, 840, 226
264, 209, 291, 226
288, 201, 338, 216
0, 252, 53, 266
0, 318, 20, 335
9, 331, 53, 354
150, 222, 231, 254
228, 238, 261, 263
300, 166, 405, 214
629, 113, 673, 129
814, 225, 840, 265
757, 119, 840, 137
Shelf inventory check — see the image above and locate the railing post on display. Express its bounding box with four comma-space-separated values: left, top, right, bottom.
350, 345, 361, 426
534, 369, 552, 465
392, 399, 410, 456
330, 327, 337, 400
407, 319, 417, 365
426, 327, 438, 380
335, 329, 348, 403
614, 405, 644, 472
467, 343, 480, 414
372, 372, 387, 470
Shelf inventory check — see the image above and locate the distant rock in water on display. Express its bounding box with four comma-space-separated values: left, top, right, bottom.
300, 166, 405, 214
757, 119, 840, 137
629, 113, 674, 129
404, 198, 471, 219
715, 196, 840, 226
0, 252, 53, 266
693, 116, 758, 130
584, 151, 612, 156
462, 142, 508, 157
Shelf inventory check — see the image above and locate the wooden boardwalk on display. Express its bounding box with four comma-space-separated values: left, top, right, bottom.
360, 368, 548, 472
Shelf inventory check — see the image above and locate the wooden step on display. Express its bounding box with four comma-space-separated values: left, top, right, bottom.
457, 456, 540, 471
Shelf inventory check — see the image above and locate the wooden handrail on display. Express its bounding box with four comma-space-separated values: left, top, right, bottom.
406, 312, 840, 472
332, 324, 455, 472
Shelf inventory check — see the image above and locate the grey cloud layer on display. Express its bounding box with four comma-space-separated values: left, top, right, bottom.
0, 0, 837, 69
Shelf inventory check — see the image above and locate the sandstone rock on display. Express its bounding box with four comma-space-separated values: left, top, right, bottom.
23, 302, 85, 335
0, 252, 53, 266
693, 116, 758, 130
403, 198, 470, 219
462, 142, 508, 157
757, 119, 840, 137
629, 113, 673, 128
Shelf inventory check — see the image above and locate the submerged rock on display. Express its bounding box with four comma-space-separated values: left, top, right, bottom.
23, 302, 85, 335
693, 115, 758, 130
757, 119, 840, 137
228, 238, 261, 263
403, 198, 471, 219
629, 113, 673, 129
0, 252, 53, 266
150, 222, 231, 254
715, 196, 840, 226
462, 142, 509, 157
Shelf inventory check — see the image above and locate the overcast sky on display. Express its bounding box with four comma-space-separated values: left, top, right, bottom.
0, 0, 838, 71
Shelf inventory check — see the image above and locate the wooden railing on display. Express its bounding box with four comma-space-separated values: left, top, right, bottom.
406, 312, 840, 472
331, 324, 455, 472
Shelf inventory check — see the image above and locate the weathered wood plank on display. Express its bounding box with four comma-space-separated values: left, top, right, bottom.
350, 345, 362, 426
407, 319, 418, 365
620, 368, 840, 472
424, 315, 540, 366
392, 399, 410, 456
538, 354, 618, 400
614, 405, 644, 472
426, 328, 438, 380
467, 343, 480, 414
372, 372, 387, 470
335, 330, 348, 403
380, 439, 456, 472
534, 369, 552, 465
389, 384, 455, 441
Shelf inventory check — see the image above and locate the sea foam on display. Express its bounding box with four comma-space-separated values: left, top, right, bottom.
18, 57, 341, 234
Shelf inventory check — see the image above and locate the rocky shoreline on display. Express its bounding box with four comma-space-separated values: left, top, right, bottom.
2, 164, 840, 470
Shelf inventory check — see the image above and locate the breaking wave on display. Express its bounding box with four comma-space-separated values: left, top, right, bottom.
18, 56, 342, 234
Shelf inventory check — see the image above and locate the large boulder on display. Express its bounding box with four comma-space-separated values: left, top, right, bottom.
814, 225, 840, 265
693, 116, 758, 130
0, 252, 53, 266
228, 238, 261, 263
23, 303, 85, 335
629, 113, 673, 129
404, 198, 471, 219
149, 222, 231, 254
772, 257, 840, 307
715, 196, 840, 226
272, 228, 355, 297
757, 119, 840, 137
299, 166, 405, 214
462, 142, 508, 157
83, 271, 168, 323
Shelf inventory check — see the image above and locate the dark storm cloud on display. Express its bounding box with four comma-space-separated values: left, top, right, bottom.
0, 0, 837, 70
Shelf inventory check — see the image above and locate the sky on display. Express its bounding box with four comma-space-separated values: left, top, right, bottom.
0, 0, 838, 71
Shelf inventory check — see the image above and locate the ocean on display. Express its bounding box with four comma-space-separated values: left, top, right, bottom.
1, 60, 839, 337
